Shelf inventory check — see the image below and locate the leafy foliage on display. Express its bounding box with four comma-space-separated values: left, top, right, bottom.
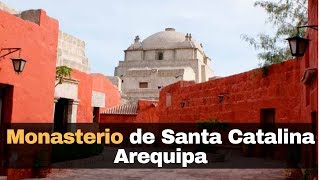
242, 0, 308, 66
56, 66, 72, 86
56, 66, 72, 79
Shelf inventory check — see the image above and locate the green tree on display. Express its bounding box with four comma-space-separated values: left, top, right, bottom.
55, 66, 72, 87
242, 0, 307, 67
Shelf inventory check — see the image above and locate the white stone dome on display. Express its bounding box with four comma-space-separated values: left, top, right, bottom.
127, 28, 203, 51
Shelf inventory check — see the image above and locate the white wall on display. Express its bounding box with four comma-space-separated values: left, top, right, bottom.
175, 49, 194, 60
115, 46, 214, 101
164, 50, 175, 60
122, 68, 195, 98
195, 49, 204, 62
125, 51, 143, 61
144, 50, 156, 60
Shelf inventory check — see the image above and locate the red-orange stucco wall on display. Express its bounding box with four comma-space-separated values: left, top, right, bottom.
100, 114, 137, 123
71, 69, 93, 123
0, 9, 59, 123
158, 60, 303, 123
71, 71, 120, 123
299, 0, 318, 167
136, 100, 159, 123
299, 0, 318, 122
91, 73, 121, 110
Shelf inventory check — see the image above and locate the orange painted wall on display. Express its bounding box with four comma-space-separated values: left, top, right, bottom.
136, 100, 159, 123
299, 0, 318, 167
71, 71, 121, 123
101, 59, 312, 124
71, 69, 93, 123
299, 0, 318, 122
91, 73, 121, 110
0, 8, 121, 179
100, 114, 136, 123
158, 60, 304, 123
0, 9, 59, 123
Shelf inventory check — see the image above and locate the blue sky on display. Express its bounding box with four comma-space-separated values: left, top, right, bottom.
2, 0, 275, 76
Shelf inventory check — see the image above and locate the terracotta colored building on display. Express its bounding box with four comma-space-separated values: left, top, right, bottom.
0, 6, 120, 179
0, 8, 120, 123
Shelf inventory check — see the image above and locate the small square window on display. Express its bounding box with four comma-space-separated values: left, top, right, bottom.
139, 82, 148, 88
157, 52, 164, 60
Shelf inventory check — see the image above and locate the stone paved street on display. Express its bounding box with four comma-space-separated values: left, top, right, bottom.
25, 147, 291, 180
35, 168, 287, 180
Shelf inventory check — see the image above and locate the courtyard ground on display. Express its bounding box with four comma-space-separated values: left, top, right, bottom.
26, 147, 293, 180
39, 168, 287, 180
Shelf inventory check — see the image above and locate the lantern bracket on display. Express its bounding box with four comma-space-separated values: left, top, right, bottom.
296, 25, 318, 34
0, 48, 21, 59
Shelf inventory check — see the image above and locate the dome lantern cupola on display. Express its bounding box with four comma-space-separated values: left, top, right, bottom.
165, 28, 176, 31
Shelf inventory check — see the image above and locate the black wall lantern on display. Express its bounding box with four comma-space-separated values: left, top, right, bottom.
11, 58, 27, 73
286, 25, 318, 57
286, 36, 310, 57
0, 48, 27, 73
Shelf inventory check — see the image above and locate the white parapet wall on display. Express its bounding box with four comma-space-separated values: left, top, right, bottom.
57, 31, 90, 73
